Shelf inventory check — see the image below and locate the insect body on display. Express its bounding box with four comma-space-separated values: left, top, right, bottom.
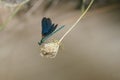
38, 17, 64, 45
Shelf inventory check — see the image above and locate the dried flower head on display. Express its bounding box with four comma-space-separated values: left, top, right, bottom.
40, 41, 59, 58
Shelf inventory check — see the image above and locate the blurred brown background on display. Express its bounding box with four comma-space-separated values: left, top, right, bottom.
0, 0, 120, 80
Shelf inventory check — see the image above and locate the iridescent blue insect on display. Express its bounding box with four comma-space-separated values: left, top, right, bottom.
38, 17, 64, 45
41, 17, 58, 37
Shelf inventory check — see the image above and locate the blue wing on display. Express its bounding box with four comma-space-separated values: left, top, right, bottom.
38, 17, 64, 45
42, 17, 57, 37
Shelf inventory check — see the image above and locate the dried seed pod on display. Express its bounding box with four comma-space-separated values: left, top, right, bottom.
40, 41, 59, 58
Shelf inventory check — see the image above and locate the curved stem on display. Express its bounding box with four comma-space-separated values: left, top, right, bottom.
58, 0, 94, 44
0, 0, 29, 31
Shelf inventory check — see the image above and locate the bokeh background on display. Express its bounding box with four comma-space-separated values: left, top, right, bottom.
0, 0, 120, 80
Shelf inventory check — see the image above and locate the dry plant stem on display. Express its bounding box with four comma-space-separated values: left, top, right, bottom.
25, 0, 44, 17
58, 0, 94, 44
0, 0, 29, 31
81, 0, 86, 13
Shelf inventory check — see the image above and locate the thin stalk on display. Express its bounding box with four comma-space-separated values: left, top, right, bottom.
0, 0, 29, 31
25, 0, 44, 17
81, 0, 86, 13
58, 0, 94, 44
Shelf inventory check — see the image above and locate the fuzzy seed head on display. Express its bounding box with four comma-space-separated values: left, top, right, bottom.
40, 42, 59, 58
